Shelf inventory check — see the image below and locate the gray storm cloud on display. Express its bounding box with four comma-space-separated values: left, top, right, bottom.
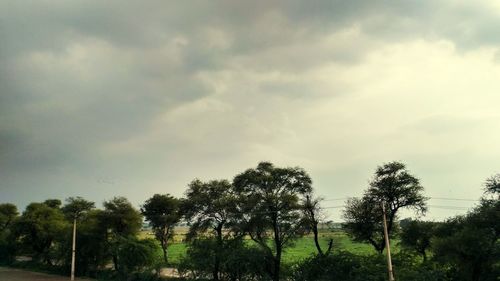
1, 0, 500, 220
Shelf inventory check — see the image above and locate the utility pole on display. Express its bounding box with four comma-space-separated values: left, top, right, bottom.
381, 201, 395, 281
71, 217, 76, 281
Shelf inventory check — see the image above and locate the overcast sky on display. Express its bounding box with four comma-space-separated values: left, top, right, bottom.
1, 0, 500, 221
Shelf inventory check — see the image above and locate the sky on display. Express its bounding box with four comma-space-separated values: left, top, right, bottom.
1, 0, 500, 221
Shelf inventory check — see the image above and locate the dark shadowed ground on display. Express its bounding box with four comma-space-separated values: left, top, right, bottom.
0, 267, 92, 281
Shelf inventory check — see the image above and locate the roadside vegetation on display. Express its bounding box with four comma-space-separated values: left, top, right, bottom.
0, 161, 498, 281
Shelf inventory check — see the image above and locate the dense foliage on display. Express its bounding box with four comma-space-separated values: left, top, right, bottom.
343, 161, 428, 253
0, 161, 498, 281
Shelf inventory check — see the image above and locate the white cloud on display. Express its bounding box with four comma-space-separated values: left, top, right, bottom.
1, 0, 499, 220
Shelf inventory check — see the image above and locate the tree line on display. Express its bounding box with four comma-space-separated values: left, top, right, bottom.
0, 161, 498, 281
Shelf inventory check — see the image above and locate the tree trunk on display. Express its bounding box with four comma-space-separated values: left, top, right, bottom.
160, 227, 170, 264
112, 255, 118, 272
214, 224, 223, 281
309, 210, 323, 256
272, 213, 281, 281
273, 246, 281, 281
162, 244, 168, 264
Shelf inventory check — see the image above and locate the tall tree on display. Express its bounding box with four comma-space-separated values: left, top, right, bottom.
101, 197, 143, 271
183, 179, 238, 281
141, 194, 181, 264
343, 161, 428, 253
233, 162, 312, 281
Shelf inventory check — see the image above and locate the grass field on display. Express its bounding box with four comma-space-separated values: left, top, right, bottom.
140, 228, 384, 265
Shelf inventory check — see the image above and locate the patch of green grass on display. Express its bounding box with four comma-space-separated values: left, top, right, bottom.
166, 242, 187, 265
281, 231, 376, 264
150, 230, 387, 265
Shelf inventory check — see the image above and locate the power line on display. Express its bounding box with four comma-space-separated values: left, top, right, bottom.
323, 205, 345, 209
428, 197, 479, 202
322, 196, 480, 202
428, 205, 470, 210
323, 197, 349, 202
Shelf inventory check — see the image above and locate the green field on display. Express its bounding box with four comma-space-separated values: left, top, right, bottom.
141, 229, 383, 265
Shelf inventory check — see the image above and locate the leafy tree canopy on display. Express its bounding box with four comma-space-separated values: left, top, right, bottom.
343, 161, 428, 253
0, 203, 18, 231
141, 194, 181, 263
102, 197, 142, 237
233, 162, 312, 281
62, 197, 95, 219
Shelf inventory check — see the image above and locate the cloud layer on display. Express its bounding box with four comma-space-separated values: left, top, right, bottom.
2, 0, 500, 220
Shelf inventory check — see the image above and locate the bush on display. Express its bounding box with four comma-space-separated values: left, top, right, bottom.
293, 251, 382, 281
178, 238, 270, 281
0, 230, 16, 264
114, 237, 159, 278
293, 251, 451, 281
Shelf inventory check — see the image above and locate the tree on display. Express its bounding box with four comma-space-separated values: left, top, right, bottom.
101, 197, 143, 271
44, 199, 62, 209
0, 203, 18, 231
102, 197, 143, 237
65, 209, 109, 276
183, 179, 238, 280
233, 162, 313, 281
343, 161, 428, 253
0, 203, 18, 264
302, 195, 332, 256
343, 196, 385, 252
15, 202, 67, 264
433, 176, 500, 281
400, 220, 435, 261
179, 237, 268, 281
141, 194, 181, 264
484, 174, 500, 198
114, 237, 158, 278
62, 197, 95, 280
62, 197, 95, 220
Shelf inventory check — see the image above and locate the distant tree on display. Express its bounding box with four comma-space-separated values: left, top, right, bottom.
141, 194, 181, 263
343, 161, 428, 253
233, 162, 313, 281
302, 194, 332, 256
484, 174, 500, 198
0, 203, 18, 231
15, 202, 67, 264
400, 220, 435, 261
183, 179, 238, 280
44, 199, 62, 209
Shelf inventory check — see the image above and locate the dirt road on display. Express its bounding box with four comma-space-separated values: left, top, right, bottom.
0, 267, 91, 281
